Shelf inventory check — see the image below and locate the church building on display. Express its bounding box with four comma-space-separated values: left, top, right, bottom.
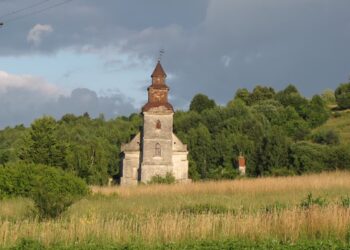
119, 61, 189, 186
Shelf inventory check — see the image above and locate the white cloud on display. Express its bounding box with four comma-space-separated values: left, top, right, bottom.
27, 24, 53, 46
0, 71, 61, 97
221, 55, 232, 68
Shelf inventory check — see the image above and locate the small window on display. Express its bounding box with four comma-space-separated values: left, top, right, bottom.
155, 143, 161, 157
156, 120, 161, 129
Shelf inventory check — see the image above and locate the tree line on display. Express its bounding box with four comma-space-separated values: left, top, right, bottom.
0, 83, 350, 185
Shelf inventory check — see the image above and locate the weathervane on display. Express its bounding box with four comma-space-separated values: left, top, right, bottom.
158, 49, 165, 62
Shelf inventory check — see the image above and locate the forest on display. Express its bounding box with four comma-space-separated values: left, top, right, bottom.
1, 83, 350, 185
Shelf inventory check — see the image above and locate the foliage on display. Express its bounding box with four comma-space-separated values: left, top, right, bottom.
321, 89, 336, 105
0, 84, 345, 182
311, 129, 340, 145
335, 82, 350, 109
248, 85, 276, 105
233, 88, 250, 104
148, 172, 176, 184
340, 196, 350, 208
300, 193, 328, 208
189, 93, 216, 113
289, 142, 327, 173
0, 163, 89, 218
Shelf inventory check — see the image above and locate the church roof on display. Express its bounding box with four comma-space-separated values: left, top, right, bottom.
151, 61, 167, 78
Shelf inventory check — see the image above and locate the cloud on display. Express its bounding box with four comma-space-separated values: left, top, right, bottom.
0, 71, 136, 128
27, 24, 53, 46
0, 70, 61, 96
0, 0, 349, 108
221, 55, 231, 68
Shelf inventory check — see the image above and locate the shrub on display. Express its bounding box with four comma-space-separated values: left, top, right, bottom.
335, 83, 350, 109
270, 167, 296, 177
148, 172, 176, 184
289, 142, 327, 173
333, 111, 342, 118
311, 130, 340, 145
325, 145, 350, 170
300, 193, 328, 208
340, 196, 350, 208
0, 163, 89, 218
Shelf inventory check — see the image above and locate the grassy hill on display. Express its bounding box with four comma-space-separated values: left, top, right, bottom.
314, 109, 350, 144
1, 172, 350, 249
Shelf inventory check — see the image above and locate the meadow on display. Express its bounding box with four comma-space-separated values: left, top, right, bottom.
1, 172, 350, 249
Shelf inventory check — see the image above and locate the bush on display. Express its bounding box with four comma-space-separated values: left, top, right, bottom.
325, 145, 350, 170
289, 142, 327, 173
300, 193, 328, 208
335, 83, 350, 109
270, 167, 296, 177
340, 196, 350, 208
0, 163, 89, 218
311, 130, 340, 145
148, 172, 176, 184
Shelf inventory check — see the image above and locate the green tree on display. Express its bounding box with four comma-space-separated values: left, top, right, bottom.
335, 82, 350, 109
279, 106, 310, 140
0, 163, 88, 218
189, 94, 216, 113
255, 127, 290, 176
304, 95, 330, 128
289, 142, 327, 173
20, 116, 67, 168
0, 150, 9, 166
188, 123, 213, 178
321, 89, 336, 105
275, 85, 309, 117
234, 88, 250, 104
248, 85, 275, 105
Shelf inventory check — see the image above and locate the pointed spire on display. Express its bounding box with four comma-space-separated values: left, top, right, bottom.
151, 61, 167, 78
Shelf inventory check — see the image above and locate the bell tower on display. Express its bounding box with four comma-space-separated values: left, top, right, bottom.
120, 60, 189, 186
140, 61, 174, 182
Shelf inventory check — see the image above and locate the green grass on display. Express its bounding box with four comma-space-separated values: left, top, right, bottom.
4, 238, 350, 250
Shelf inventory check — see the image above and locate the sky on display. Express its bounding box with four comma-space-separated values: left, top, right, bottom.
0, 0, 350, 128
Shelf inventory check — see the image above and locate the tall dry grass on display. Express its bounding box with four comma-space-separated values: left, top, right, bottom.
1, 206, 349, 247
1, 172, 350, 247
92, 171, 350, 198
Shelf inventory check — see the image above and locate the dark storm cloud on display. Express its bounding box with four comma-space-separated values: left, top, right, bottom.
1, 0, 350, 108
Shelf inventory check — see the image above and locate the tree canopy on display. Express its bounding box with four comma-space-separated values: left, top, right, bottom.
0, 83, 348, 184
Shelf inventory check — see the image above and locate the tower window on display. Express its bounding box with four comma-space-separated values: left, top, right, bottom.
155, 143, 161, 157
156, 120, 161, 129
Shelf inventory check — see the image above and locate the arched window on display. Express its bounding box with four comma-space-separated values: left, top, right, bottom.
155, 143, 161, 157
156, 120, 161, 129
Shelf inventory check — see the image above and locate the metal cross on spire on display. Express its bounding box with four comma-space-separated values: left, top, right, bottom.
158, 49, 165, 62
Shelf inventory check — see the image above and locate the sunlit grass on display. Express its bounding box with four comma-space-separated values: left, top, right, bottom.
1, 171, 350, 248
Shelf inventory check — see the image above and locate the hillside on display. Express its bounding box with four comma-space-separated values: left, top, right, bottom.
315, 110, 350, 144
1, 172, 350, 249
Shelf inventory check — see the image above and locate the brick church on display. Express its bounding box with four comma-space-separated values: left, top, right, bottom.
119, 61, 189, 186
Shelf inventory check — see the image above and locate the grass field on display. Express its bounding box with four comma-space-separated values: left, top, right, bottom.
1, 172, 350, 249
